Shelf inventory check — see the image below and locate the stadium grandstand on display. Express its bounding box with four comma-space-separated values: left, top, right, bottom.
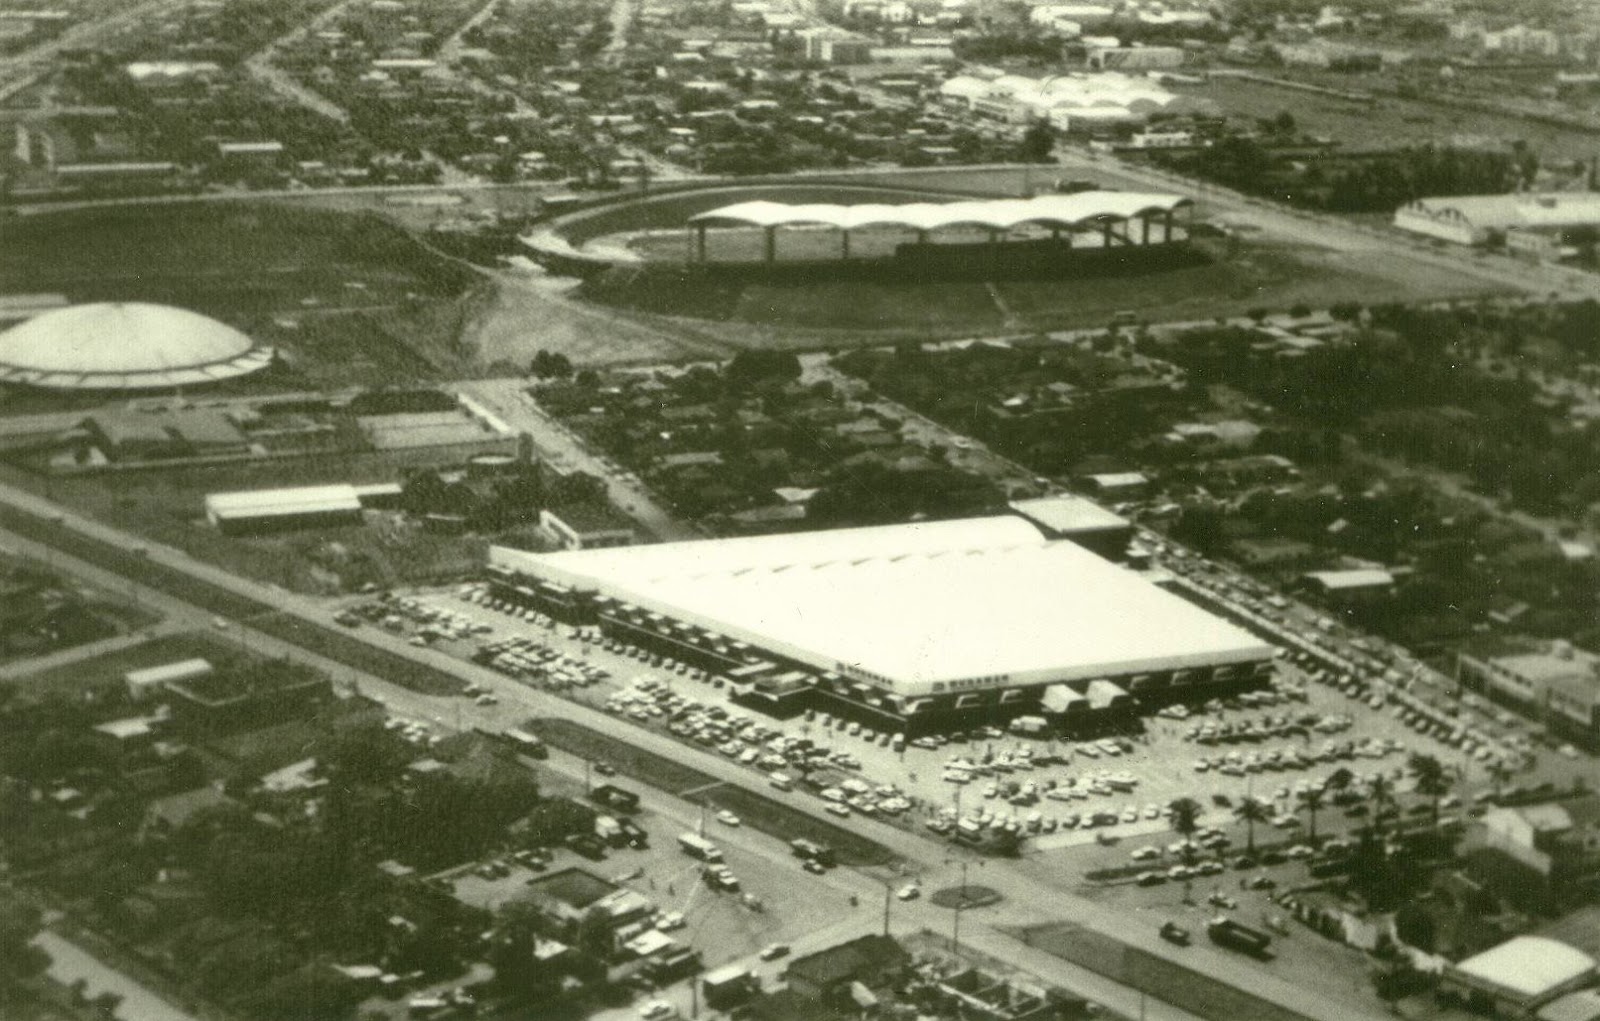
683, 191, 1194, 263
486, 514, 1273, 732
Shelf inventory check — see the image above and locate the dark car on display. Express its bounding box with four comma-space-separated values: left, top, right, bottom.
1159, 922, 1191, 946
566, 834, 607, 860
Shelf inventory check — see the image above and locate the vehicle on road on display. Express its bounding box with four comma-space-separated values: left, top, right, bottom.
1159, 922, 1191, 945
1207, 917, 1273, 956
638, 1000, 677, 1019
759, 943, 791, 961
716, 810, 741, 827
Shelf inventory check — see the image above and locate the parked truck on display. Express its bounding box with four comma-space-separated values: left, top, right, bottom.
1206, 916, 1273, 957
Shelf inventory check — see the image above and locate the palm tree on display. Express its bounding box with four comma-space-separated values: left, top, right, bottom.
1234, 796, 1270, 854
1410, 753, 1450, 827
1325, 767, 1355, 797
1367, 774, 1394, 840
1298, 786, 1326, 845
1170, 796, 1202, 862
1170, 796, 1203, 905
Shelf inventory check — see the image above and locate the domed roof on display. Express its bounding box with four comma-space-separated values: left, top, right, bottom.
0, 302, 274, 390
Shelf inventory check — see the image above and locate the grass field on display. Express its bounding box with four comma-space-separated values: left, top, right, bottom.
1181, 77, 1600, 164
1, 203, 482, 389
1, 449, 488, 596
587, 233, 1497, 337
527, 717, 896, 867
13, 631, 238, 696
1007, 921, 1312, 1021
0, 498, 466, 696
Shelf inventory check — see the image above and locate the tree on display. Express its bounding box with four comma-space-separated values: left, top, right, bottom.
1169, 797, 1203, 904
1367, 774, 1394, 841
1234, 796, 1270, 854
1169, 797, 1202, 862
1298, 786, 1327, 845
1409, 753, 1450, 827
0, 895, 48, 1008
725, 349, 802, 389
1018, 119, 1054, 164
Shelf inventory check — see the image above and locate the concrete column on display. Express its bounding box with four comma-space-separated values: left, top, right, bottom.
763, 225, 776, 263
1102, 221, 1113, 247
916, 229, 928, 245
1142, 216, 1152, 245
696, 224, 708, 262
841, 229, 850, 260
1164, 210, 1174, 243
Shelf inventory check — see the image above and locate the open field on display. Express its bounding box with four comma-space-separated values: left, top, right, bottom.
586, 236, 1504, 336
1176, 77, 1600, 164
0, 449, 489, 596
0, 497, 467, 696
0, 203, 483, 388
1009, 920, 1314, 1021
9, 631, 236, 695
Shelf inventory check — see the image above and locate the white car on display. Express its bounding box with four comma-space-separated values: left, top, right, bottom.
896, 884, 920, 901
639, 1001, 677, 1020
656, 911, 686, 931
1130, 846, 1160, 861
716, 810, 741, 827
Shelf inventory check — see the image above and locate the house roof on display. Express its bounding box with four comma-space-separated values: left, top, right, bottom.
1452, 937, 1596, 1001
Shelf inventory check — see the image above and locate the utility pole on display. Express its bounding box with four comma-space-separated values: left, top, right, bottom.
882, 879, 891, 936
951, 860, 968, 956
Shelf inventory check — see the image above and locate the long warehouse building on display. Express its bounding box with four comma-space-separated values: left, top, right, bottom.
487, 516, 1274, 732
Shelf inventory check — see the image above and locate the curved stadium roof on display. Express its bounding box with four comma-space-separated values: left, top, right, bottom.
0, 302, 274, 390
687, 191, 1192, 232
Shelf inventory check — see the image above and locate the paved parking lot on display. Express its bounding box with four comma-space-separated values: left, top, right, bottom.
363, 582, 1600, 883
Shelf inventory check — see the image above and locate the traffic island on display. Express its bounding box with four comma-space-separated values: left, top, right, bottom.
930, 885, 1003, 910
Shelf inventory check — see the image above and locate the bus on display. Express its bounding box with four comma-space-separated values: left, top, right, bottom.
788, 838, 837, 868
678, 832, 724, 863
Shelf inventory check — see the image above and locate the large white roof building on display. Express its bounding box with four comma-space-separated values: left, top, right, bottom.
1445, 937, 1596, 1012
689, 192, 1192, 232
937, 70, 1201, 128
489, 516, 1271, 712
0, 303, 273, 390
1394, 192, 1600, 246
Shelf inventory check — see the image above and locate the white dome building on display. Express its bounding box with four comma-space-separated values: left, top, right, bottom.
0, 302, 274, 390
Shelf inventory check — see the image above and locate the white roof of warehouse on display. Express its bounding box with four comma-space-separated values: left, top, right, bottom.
1403, 193, 1600, 232
205, 484, 363, 520
1009, 495, 1130, 534
491, 516, 1270, 696
1453, 937, 1595, 1000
